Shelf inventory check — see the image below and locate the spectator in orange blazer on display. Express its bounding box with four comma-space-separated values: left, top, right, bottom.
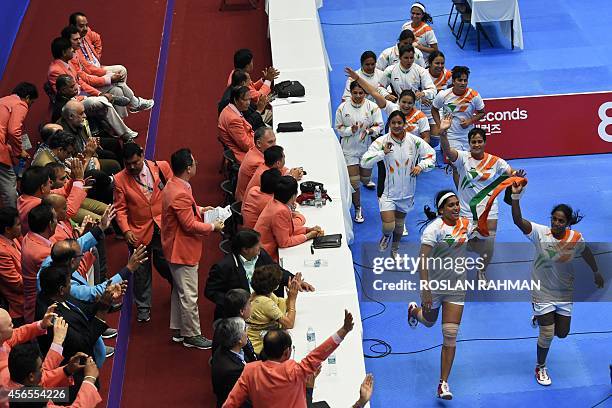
244, 145, 303, 201
254, 176, 322, 262
242, 168, 281, 229
161, 148, 224, 350
17, 164, 86, 234
0, 305, 62, 388
226, 48, 279, 98
218, 86, 256, 163
114, 143, 173, 322
0, 208, 24, 323
235, 127, 277, 201
21, 204, 58, 323
0, 83, 37, 208
223, 310, 355, 408
70, 12, 102, 59
48, 37, 101, 96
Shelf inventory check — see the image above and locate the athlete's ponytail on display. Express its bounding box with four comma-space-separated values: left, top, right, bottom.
551, 204, 584, 227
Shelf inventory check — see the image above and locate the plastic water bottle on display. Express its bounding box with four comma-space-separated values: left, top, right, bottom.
314, 185, 323, 208
304, 258, 328, 267
327, 353, 337, 376
306, 327, 316, 352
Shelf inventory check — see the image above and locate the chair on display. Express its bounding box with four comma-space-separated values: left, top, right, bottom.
220, 179, 235, 206
219, 238, 232, 255
230, 201, 243, 235
219, 0, 258, 12
455, 10, 494, 52
448, 0, 469, 38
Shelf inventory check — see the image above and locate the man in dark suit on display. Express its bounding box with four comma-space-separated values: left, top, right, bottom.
211, 317, 251, 407
205, 229, 314, 321
211, 289, 256, 363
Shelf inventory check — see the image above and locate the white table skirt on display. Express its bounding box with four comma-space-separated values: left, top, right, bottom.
470, 0, 524, 49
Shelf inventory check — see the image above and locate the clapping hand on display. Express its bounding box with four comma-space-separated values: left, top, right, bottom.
127, 245, 148, 272
75, 215, 96, 236
337, 309, 354, 339
69, 157, 85, 180
52, 317, 68, 345
41, 304, 58, 329
100, 205, 117, 231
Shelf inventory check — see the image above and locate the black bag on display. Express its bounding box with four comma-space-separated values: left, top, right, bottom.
300, 181, 325, 194
312, 234, 342, 249
274, 80, 305, 98
276, 121, 303, 133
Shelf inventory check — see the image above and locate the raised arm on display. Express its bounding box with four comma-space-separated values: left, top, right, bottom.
510, 182, 532, 234
438, 114, 458, 162
344, 67, 387, 109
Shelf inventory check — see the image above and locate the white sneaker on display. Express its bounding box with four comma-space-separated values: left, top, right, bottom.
130, 97, 154, 112
535, 365, 552, 386
365, 181, 376, 190
354, 207, 364, 223
407, 301, 418, 328
402, 225, 409, 236
379, 235, 392, 252
437, 381, 453, 400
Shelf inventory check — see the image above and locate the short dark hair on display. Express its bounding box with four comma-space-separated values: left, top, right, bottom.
263, 145, 284, 167
12, 82, 38, 100
360, 50, 377, 65
260, 168, 282, 194
231, 229, 260, 254
398, 45, 415, 58
21, 166, 51, 196
170, 148, 193, 174
56, 74, 74, 92
48, 131, 76, 151
8, 343, 41, 384
262, 329, 292, 360
230, 69, 248, 87
122, 142, 144, 160
250, 264, 283, 295
273, 176, 297, 204
51, 37, 71, 59
39, 263, 70, 297
468, 127, 486, 143
28, 204, 54, 234
223, 289, 250, 318
60, 25, 79, 40
0, 207, 19, 235
398, 29, 416, 43
230, 86, 249, 105
451, 65, 470, 81
233, 48, 253, 69
45, 162, 66, 182
69, 11, 87, 26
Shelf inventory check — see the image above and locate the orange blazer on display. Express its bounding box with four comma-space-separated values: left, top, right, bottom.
0, 236, 23, 319
223, 335, 341, 408
226, 70, 270, 100
114, 160, 173, 246
21, 232, 52, 323
0, 94, 28, 166
235, 147, 263, 201
47, 58, 99, 96
161, 177, 214, 265
254, 199, 307, 262
242, 187, 272, 229
218, 104, 255, 163
85, 29, 103, 59
69, 55, 109, 89
17, 182, 86, 234
0, 321, 47, 388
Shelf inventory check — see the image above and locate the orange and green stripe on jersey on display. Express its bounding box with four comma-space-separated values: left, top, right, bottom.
433, 69, 452, 90
472, 176, 528, 236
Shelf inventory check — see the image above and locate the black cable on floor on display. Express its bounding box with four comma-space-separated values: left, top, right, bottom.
591, 394, 611, 408
353, 264, 612, 359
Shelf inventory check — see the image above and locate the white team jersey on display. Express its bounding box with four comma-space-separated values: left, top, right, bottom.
382, 103, 430, 138
335, 99, 383, 159
376, 45, 426, 72
361, 132, 435, 200
379, 63, 436, 102
526, 223, 586, 302
342, 68, 385, 103
421, 216, 475, 291
401, 21, 438, 61
453, 151, 510, 220
422, 68, 452, 121
432, 87, 485, 143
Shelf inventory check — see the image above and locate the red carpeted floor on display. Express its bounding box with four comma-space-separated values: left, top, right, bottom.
2, 0, 270, 406
120, 1, 271, 407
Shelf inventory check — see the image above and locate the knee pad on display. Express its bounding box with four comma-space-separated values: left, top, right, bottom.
382, 221, 395, 235
537, 324, 555, 348
349, 175, 361, 191
360, 176, 371, 186
442, 323, 459, 347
